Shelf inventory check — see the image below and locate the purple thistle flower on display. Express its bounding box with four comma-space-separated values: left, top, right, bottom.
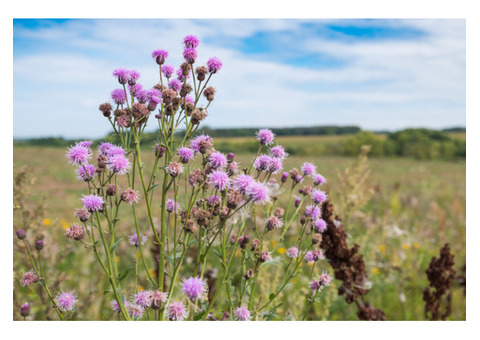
312, 249, 324, 261
183, 48, 198, 64
121, 188, 140, 205
66, 144, 92, 165
149, 291, 168, 310
134, 290, 152, 309
281, 171, 289, 183
309, 279, 322, 292
286, 246, 299, 259
82, 194, 104, 212
20, 271, 39, 287
129, 83, 143, 97
235, 306, 251, 321
208, 170, 230, 191
111, 88, 126, 105
304, 251, 315, 263
208, 151, 228, 169
184, 35, 200, 48
256, 129, 275, 146
177, 147, 195, 163
113, 68, 130, 84
127, 70, 140, 85
98, 142, 114, 156
106, 145, 126, 157
167, 301, 188, 321
314, 218, 327, 233
168, 78, 182, 92
126, 302, 143, 319
166, 162, 184, 177
312, 189, 328, 205
146, 88, 162, 104
176, 68, 190, 81
152, 49, 168, 65
55, 291, 78, 312
76, 140, 93, 148
318, 272, 332, 287
136, 90, 149, 104
208, 195, 221, 206
65, 224, 84, 241
111, 299, 121, 313
270, 145, 288, 159
76, 164, 96, 181
207, 57, 222, 73
162, 64, 175, 78
265, 216, 283, 231
74, 208, 90, 222
268, 157, 283, 174
182, 277, 207, 301
129, 233, 147, 247
260, 251, 272, 262
313, 173, 327, 186
301, 162, 316, 176
245, 181, 269, 205
191, 134, 213, 153
166, 198, 177, 213
106, 154, 131, 175
254, 155, 272, 172
305, 205, 321, 219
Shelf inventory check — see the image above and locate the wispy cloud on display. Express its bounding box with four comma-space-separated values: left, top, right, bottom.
13, 19, 465, 138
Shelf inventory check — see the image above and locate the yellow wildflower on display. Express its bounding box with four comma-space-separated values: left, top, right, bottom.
43, 218, 51, 226
402, 243, 410, 250
379, 245, 386, 253
413, 242, 420, 249
372, 267, 380, 275
278, 247, 286, 255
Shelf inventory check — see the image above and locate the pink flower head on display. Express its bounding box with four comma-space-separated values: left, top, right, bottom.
149, 291, 168, 309
74, 208, 90, 222
168, 78, 182, 92
313, 173, 327, 186
235, 306, 251, 321
312, 189, 328, 205
268, 157, 283, 174
182, 277, 207, 301
111, 88, 127, 105
113, 68, 130, 84
235, 174, 255, 194
121, 188, 140, 205
254, 155, 272, 172
166, 162, 184, 177
136, 90, 149, 103
208, 195, 221, 206
111, 299, 122, 313
129, 83, 143, 97
301, 162, 316, 176
152, 49, 168, 64
146, 88, 162, 103
208, 151, 228, 169
318, 272, 332, 287
184, 35, 200, 48
245, 181, 269, 205
177, 147, 195, 163
270, 145, 288, 159
309, 279, 322, 292
20, 302, 30, 317
266, 216, 283, 230
55, 291, 78, 312
183, 48, 198, 64
207, 57, 222, 73
76, 140, 93, 148
286, 246, 299, 259
256, 129, 275, 146
167, 301, 188, 321
305, 205, 321, 219
76, 164, 96, 181
106, 154, 131, 175
166, 198, 179, 213
66, 144, 92, 165
312, 249, 324, 261
106, 145, 126, 157
82, 194, 104, 212
126, 302, 143, 319
191, 134, 213, 153
134, 290, 152, 309
98, 142, 114, 156
176, 68, 191, 81
127, 70, 140, 85
20, 271, 39, 287
260, 251, 272, 262
162, 64, 175, 78
129, 233, 147, 247
304, 251, 315, 263
314, 218, 327, 233
208, 170, 230, 191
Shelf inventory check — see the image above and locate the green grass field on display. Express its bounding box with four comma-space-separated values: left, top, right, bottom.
13, 141, 466, 320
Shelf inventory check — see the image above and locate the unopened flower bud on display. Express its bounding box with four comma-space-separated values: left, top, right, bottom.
295, 198, 301, 208
229, 234, 237, 245
312, 233, 322, 245
106, 184, 117, 196
20, 302, 30, 317
16, 230, 26, 240
245, 268, 254, 280
251, 239, 260, 251
281, 172, 289, 183
227, 152, 235, 162
35, 240, 44, 251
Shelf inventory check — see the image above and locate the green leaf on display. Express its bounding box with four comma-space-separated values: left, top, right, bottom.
110, 238, 124, 254
212, 249, 223, 259
148, 183, 161, 192
269, 293, 275, 301
117, 268, 131, 282
194, 311, 206, 321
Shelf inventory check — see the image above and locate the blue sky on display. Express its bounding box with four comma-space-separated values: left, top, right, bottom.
13, 19, 466, 139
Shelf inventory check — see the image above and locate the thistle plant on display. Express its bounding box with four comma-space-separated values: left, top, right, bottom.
15, 34, 340, 321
